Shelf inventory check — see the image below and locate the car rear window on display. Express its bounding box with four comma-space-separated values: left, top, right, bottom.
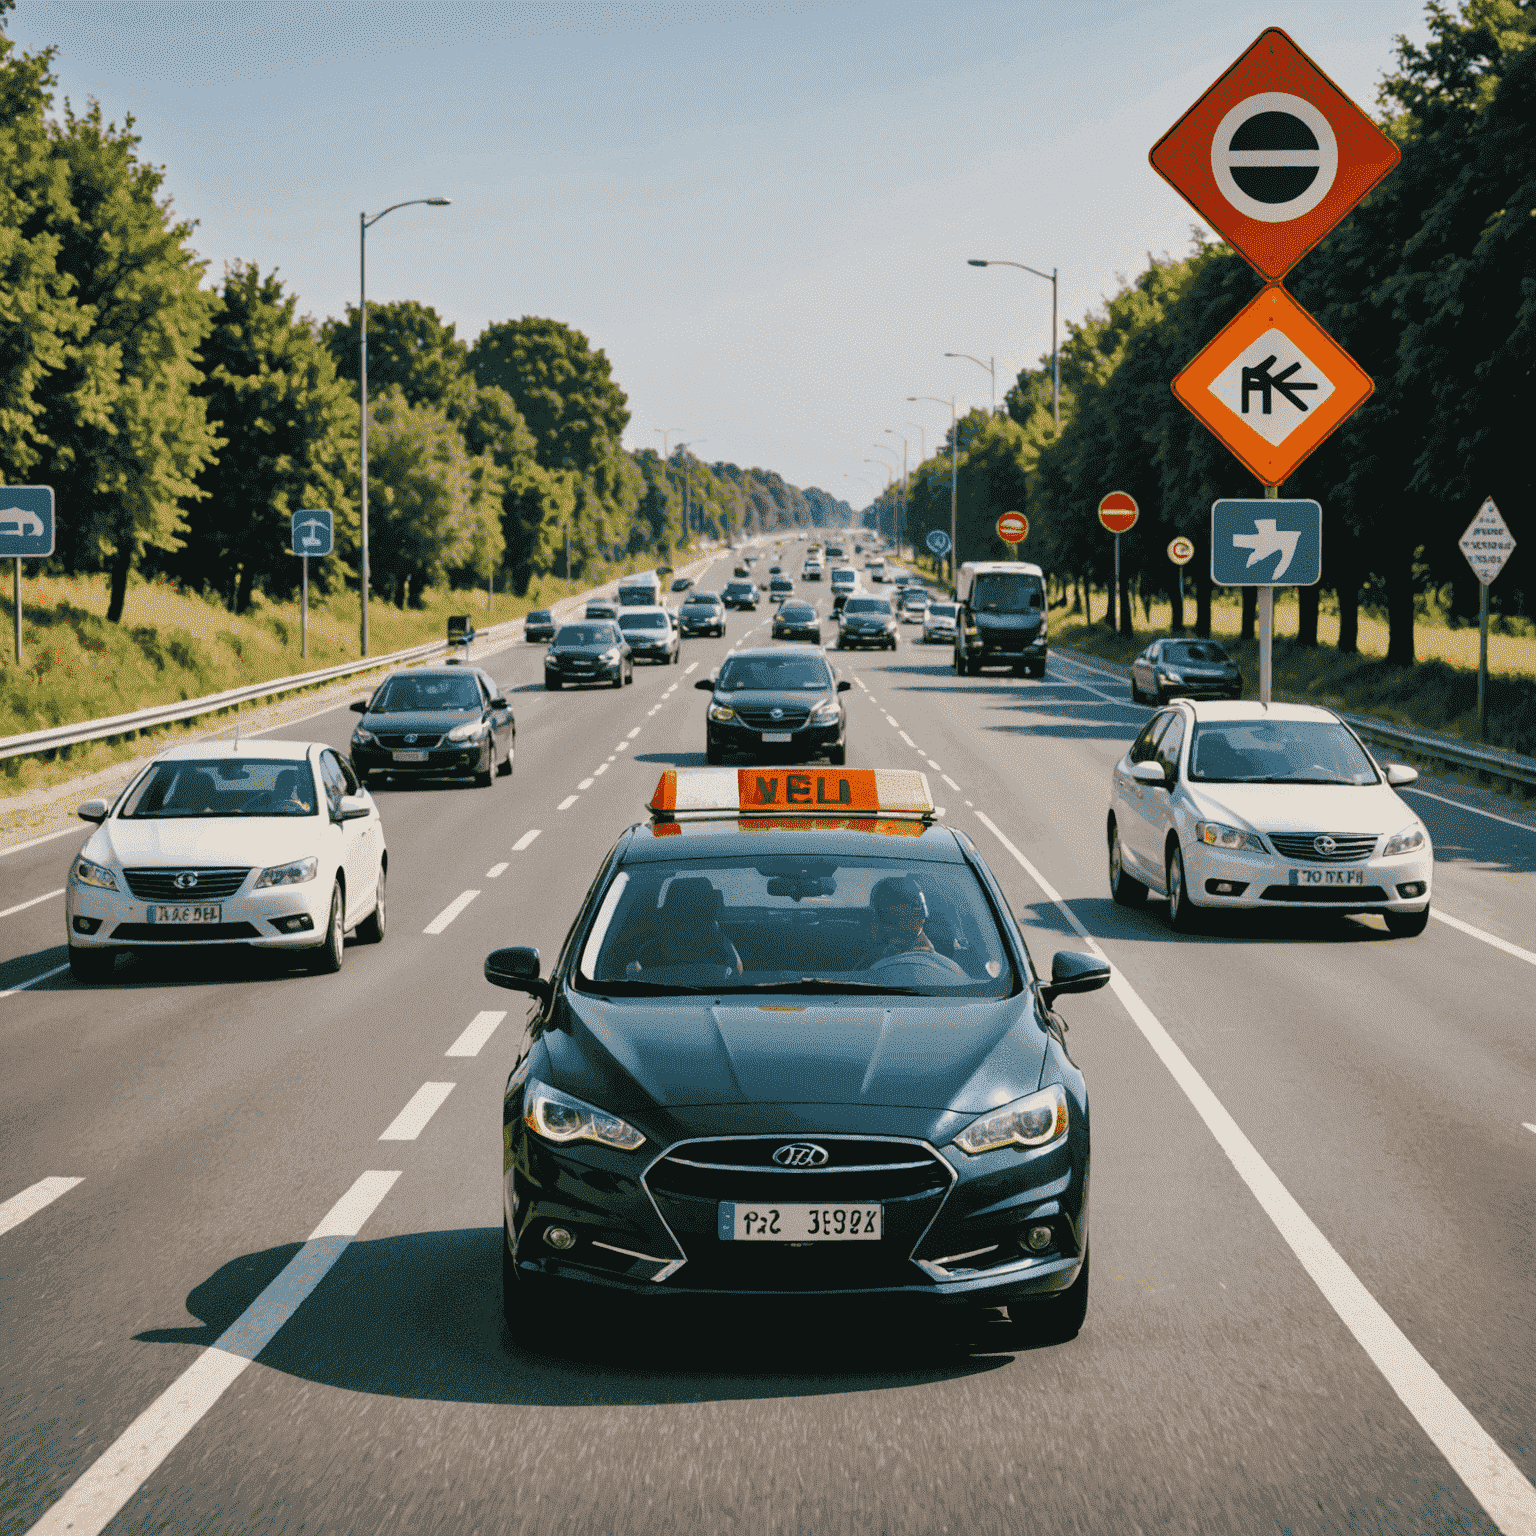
122, 758, 318, 819
619, 612, 668, 631
845, 597, 891, 615
527, 610, 551, 622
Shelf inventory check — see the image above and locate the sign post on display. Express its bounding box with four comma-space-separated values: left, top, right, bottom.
1167, 535, 1195, 619
1097, 492, 1138, 632
290, 509, 334, 659
925, 527, 951, 584
1458, 497, 1516, 740
0, 486, 55, 664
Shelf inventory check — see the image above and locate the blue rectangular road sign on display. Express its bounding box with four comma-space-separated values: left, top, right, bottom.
1211, 498, 1322, 586
0, 486, 55, 558
291, 508, 333, 557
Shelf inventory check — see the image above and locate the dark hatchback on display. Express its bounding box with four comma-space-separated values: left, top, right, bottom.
544, 622, 633, 690
699, 645, 848, 765
772, 601, 822, 643
679, 592, 726, 638
484, 769, 1110, 1346
350, 666, 514, 787
524, 609, 556, 643
1129, 638, 1241, 704
723, 580, 760, 611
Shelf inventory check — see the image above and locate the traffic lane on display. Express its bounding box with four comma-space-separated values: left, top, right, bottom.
843, 643, 1536, 1497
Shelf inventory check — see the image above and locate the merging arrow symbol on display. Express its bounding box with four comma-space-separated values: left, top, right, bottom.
1232, 518, 1300, 579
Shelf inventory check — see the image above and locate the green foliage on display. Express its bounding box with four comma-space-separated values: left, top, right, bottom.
323, 299, 469, 410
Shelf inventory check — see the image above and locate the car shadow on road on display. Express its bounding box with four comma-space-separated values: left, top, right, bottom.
1020, 894, 1405, 948
134, 1228, 1063, 1406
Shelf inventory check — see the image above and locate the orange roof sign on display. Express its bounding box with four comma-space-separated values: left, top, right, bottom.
649, 768, 934, 821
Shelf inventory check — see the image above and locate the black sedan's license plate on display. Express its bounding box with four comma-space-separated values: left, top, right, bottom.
718, 1202, 881, 1241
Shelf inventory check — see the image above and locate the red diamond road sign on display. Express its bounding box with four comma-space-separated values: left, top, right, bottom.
1149, 28, 1400, 280
1098, 492, 1139, 535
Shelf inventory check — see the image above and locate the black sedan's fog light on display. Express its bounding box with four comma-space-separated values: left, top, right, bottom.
1025, 1224, 1055, 1252
271, 913, 315, 934
544, 1226, 575, 1251
72, 916, 102, 935
1396, 882, 1426, 899
1204, 879, 1249, 897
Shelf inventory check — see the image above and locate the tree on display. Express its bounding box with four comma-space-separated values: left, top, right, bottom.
322, 299, 469, 410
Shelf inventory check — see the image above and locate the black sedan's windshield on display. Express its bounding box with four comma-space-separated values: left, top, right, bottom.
778, 604, 817, 622
844, 598, 891, 616
554, 624, 618, 646
1189, 721, 1379, 784
717, 655, 831, 690
972, 573, 1044, 613
371, 675, 481, 712
1164, 641, 1231, 664
122, 758, 318, 818
575, 855, 1017, 998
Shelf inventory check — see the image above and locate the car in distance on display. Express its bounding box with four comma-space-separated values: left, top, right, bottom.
772, 601, 822, 643
1130, 638, 1241, 704
954, 561, 1049, 679
898, 586, 929, 623
723, 579, 760, 611
922, 600, 958, 644
585, 600, 619, 621
837, 594, 898, 650
1107, 700, 1433, 937
524, 609, 556, 643
734, 565, 750, 578
802, 557, 823, 581
768, 575, 794, 605
830, 567, 858, 613
866, 556, 886, 581
679, 590, 726, 637
617, 606, 681, 665
544, 621, 632, 690
698, 645, 849, 765
486, 767, 1108, 1347
617, 570, 664, 607
67, 739, 387, 981
349, 667, 514, 787
670, 575, 695, 594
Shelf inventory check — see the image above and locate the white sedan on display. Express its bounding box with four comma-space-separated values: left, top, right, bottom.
1107, 700, 1432, 937
65, 739, 387, 981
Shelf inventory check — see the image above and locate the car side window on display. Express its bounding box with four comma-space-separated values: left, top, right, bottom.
318, 752, 346, 817
1156, 715, 1187, 780
1129, 713, 1172, 765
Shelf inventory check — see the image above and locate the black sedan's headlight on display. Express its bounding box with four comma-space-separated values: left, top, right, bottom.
954, 1084, 1067, 1154
524, 1079, 646, 1151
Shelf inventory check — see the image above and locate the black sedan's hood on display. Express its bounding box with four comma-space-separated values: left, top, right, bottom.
548, 991, 1046, 1115
548, 640, 621, 657
712, 686, 834, 713
362, 707, 477, 731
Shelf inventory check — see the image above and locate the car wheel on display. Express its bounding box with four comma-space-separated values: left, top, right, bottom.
706, 742, 724, 765
356, 864, 386, 943
309, 882, 345, 973
1108, 822, 1147, 907
624, 665, 633, 684
611, 667, 623, 690
501, 1223, 568, 1351
1165, 845, 1202, 933
475, 745, 495, 788
68, 946, 116, 983
1384, 905, 1430, 938
545, 675, 562, 690
498, 747, 513, 777
1012, 1245, 1089, 1343
827, 741, 847, 766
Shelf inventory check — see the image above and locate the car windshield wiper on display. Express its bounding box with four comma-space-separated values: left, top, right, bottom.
714, 978, 928, 996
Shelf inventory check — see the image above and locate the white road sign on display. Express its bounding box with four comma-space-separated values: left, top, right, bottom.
1211, 93, 1339, 224
1208, 328, 1336, 446
1458, 498, 1515, 586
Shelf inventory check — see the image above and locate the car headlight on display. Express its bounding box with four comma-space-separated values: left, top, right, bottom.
73, 856, 118, 891
885, 619, 897, 630
1382, 825, 1425, 857
1195, 821, 1266, 853
254, 855, 319, 888
1159, 669, 1184, 683
352, 727, 378, 746
598, 648, 620, 664
524, 1078, 645, 1151
447, 718, 489, 742
955, 1083, 1068, 1155
708, 703, 736, 722
808, 698, 841, 724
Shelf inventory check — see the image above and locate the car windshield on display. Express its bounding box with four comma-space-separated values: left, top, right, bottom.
845, 598, 891, 616
528, 610, 551, 622
618, 612, 668, 631
1188, 720, 1379, 784
971, 572, 1044, 612
1164, 642, 1230, 664
575, 855, 1018, 998
779, 605, 815, 621
717, 655, 832, 691
683, 595, 717, 608
122, 757, 318, 819
370, 675, 482, 712
554, 624, 616, 645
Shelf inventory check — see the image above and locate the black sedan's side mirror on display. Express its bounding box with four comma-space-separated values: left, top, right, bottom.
349, 699, 369, 713
485, 946, 551, 1002
1040, 950, 1112, 1008
694, 677, 715, 691
836, 679, 851, 692
491, 696, 508, 709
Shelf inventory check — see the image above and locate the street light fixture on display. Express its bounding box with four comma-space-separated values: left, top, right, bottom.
967, 259, 1059, 428
905, 422, 927, 462
944, 352, 995, 414
882, 431, 908, 559
654, 427, 685, 460
358, 195, 451, 656
908, 395, 957, 581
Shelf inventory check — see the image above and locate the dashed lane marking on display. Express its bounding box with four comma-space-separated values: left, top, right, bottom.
378, 1082, 456, 1141
899, 731, 918, 749
485, 862, 508, 879
24, 1169, 400, 1536
855, 678, 868, 691
885, 715, 900, 728
578, 778, 595, 790
927, 760, 942, 771
685, 661, 699, 674
0, 1176, 83, 1239
594, 763, 608, 776
628, 727, 642, 739
0, 963, 69, 999
942, 774, 961, 792
423, 890, 479, 934
446, 1011, 506, 1058
1430, 908, 1536, 969
557, 795, 578, 811
1524, 1124, 1536, 1136
511, 829, 541, 852
971, 807, 1536, 1536
0, 888, 64, 920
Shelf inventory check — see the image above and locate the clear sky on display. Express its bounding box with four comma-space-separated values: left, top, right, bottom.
10, 0, 1430, 506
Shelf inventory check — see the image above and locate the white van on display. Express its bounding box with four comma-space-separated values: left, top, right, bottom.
954, 559, 1049, 677
616, 570, 663, 607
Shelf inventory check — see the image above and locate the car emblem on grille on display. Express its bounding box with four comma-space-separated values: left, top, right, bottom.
404, 734, 417, 744
1314, 835, 1338, 855
173, 872, 199, 890
772, 1142, 829, 1167
770, 707, 784, 721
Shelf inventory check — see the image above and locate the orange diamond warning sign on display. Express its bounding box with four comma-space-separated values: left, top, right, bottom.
1171, 285, 1372, 486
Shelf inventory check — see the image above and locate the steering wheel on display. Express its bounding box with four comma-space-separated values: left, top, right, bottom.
865, 948, 968, 983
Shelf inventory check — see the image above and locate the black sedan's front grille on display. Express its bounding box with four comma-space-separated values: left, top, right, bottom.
123, 868, 250, 900
374, 733, 444, 749
1268, 833, 1378, 863
736, 706, 812, 730
648, 1137, 952, 1203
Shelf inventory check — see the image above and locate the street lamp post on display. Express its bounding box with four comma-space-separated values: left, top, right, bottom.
869, 443, 900, 555
676, 440, 705, 545
908, 395, 957, 585
967, 259, 1058, 428
359, 195, 451, 656
882, 431, 908, 560
944, 352, 995, 414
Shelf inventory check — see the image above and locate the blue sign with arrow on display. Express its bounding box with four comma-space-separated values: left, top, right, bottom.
925, 528, 951, 557
291, 508, 333, 557
1211, 498, 1322, 586
0, 486, 55, 558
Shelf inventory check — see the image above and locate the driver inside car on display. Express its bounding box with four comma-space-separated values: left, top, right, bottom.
859, 876, 969, 981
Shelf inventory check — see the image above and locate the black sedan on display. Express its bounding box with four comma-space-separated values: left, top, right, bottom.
837, 594, 898, 650
350, 666, 514, 787
679, 591, 726, 637
772, 600, 822, 643
698, 645, 847, 765
544, 622, 632, 690
722, 580, 760, 611
486, 767, 1109, 1346
670, 575, 695, 594
1129, 637, 1242, 704
523, 609, 556, 643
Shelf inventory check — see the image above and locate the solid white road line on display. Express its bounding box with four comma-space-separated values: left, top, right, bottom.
1403, 786, 1536, 835
1524, 1124, 1536, 1136
25, 1169, 400, 1536
485, 862, 508, 879
578, 778, 595, 790
971, 808, 1536, 1535
1047, 657, 1130, 706
0, 826, 85, 860
557, 795, 578, 811
0, 888, 65, 920
423, 890, 479, 934
445, 1010, 506, 1058
1430, 908, 1536, 968
0, 963, 70, 999
0, 1176, 83, 1239
511, 829, 541, 852
378, 1082, 456, 1140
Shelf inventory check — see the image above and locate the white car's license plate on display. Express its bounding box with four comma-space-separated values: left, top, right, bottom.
718, 1202, 881, 1241
148, 904, 222, 924
1291, 868, 1365, 886
761, 731, 792, 743
393, 750, 428, 763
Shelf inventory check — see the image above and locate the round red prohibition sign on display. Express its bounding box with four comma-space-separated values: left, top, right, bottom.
997, 511, 1029, 544
1098, 491, 1139, 535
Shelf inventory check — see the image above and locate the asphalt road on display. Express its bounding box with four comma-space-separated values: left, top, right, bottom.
2, 549, 1534, 1536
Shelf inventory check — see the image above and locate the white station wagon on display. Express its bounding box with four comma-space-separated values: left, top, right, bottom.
65, 739, 387, 981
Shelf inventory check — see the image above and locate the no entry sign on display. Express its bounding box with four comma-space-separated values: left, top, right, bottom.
996, 511, 1028, 544
1098, 492, 1138, 535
